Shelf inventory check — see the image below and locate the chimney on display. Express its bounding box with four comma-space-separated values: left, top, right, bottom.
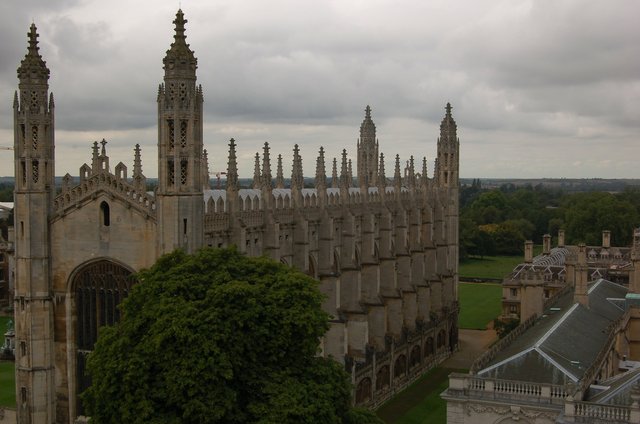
558, 229, 565, 247
524, 240, 534, 263
575, 243, 589, 307
543, 234, 551, 255
602, 230, 611, 248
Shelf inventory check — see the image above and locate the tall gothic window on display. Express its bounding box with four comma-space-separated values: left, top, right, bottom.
180, 160, 188, 185
167, 120, 175, 151
73, 260, 135, 416
100, 201, 110, 227
32, 125, 38, 150
168, 160, 175, 186
31, 160, 39, 183
180, 120, 187, 148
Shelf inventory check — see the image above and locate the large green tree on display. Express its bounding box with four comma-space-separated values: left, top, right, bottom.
83, 248, 382, 424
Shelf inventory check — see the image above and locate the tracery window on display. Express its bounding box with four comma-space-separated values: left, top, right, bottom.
32, 126, 38, 150
73, 260, 135, 416
31, 160, 38, 183
180, 160, 188, 185
167, 120, 175, 150
167, 160, 175, 186
180, 120, 187, 148
30, 90, 38, 111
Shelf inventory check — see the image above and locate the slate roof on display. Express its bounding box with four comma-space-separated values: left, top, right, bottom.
478, 279, 628, 385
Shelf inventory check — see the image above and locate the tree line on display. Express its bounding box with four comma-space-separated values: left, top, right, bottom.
460, 180, 640, 259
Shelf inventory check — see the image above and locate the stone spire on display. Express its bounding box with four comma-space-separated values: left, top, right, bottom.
394, 154, 402, 191
17, 24, 50, 86
261, 142, 272, 190
435, 102, 459, 188
378, 152, 386, 189
291, 144, 303, 207
252, 152, 260, 189
315, 146, 327, 190
316, 147, 327, 206
91, 141, 100, 173
348, 159, 353, 187
357, 105, 378, 188
202, 149, 211, 190
407, 155, 416, 188
133, 143, 146, 191
340, 149, 349, 199
163, 9, 197, 80
291, 144, 303, 191
275, 154, 284, 189
226, 138, 238, 192
331, 158, 338, 188
421, 156, 429, 189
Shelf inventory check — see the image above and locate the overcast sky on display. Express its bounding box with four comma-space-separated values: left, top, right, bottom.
1, 0, 638, 179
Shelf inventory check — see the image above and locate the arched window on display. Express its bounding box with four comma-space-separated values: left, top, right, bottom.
355, 378, 372, 404
376, 365, 390, 390
73, 260, 135, 416
100, 201, 110, 227
409, 345, 421, 368
425, 337, 434, 357
394, 354, 407, 378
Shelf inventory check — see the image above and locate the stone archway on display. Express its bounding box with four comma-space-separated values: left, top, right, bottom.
70, 259, 136, 417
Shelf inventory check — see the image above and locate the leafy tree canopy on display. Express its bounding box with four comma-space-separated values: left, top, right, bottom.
83, 247, 382, 424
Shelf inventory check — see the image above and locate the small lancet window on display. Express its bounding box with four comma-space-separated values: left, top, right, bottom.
32, 160, 39, 183
100, 201, 110, 227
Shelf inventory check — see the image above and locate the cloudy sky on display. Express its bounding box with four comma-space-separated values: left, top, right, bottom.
0, 0, 638, 179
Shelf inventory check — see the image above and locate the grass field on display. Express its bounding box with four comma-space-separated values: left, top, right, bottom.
0, 361, 15, 407
0, 314, 15, 408
376, 367, 465, 424
459, 255, 522, 280
458, 282, 502, 330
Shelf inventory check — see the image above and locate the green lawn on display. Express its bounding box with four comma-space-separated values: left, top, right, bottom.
376, 367, 465, 424
458, 282, 502, 330
0, 361, 15, 407
459, 255, 522, 280
0, 315, 15, 408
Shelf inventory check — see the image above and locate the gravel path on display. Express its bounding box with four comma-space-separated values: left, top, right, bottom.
443, 327, 497, 369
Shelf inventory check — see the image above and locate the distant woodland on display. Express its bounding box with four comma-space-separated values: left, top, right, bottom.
460, 179, 640, 259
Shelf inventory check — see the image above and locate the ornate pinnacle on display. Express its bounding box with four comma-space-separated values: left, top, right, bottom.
100, 138, 107, 156
91, 141, 99, 172
203, 149, 211, 189
378, 153, 386, 188
291, 144, 303, 190
348, 159, 353, 187
331, 158, 338, 189
340, 149, 349, 189
262, 142, 272, 190
315, 146, 326, 190
276, 154, 284, 189
163, 9, 197, 76
226, 138, 238, 191
18, 23, 50, 84
252, 152, 260, 189
133, 144, 143, 176
394, 154, 401, 187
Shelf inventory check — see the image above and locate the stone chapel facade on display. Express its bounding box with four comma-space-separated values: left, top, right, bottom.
12, 10, 460, 424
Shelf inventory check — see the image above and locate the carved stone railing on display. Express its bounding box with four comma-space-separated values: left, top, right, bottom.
570, 401, 633, 423
447, 373, 566, 407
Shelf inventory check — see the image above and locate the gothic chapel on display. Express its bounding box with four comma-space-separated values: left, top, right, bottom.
12, 10, 460, 424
